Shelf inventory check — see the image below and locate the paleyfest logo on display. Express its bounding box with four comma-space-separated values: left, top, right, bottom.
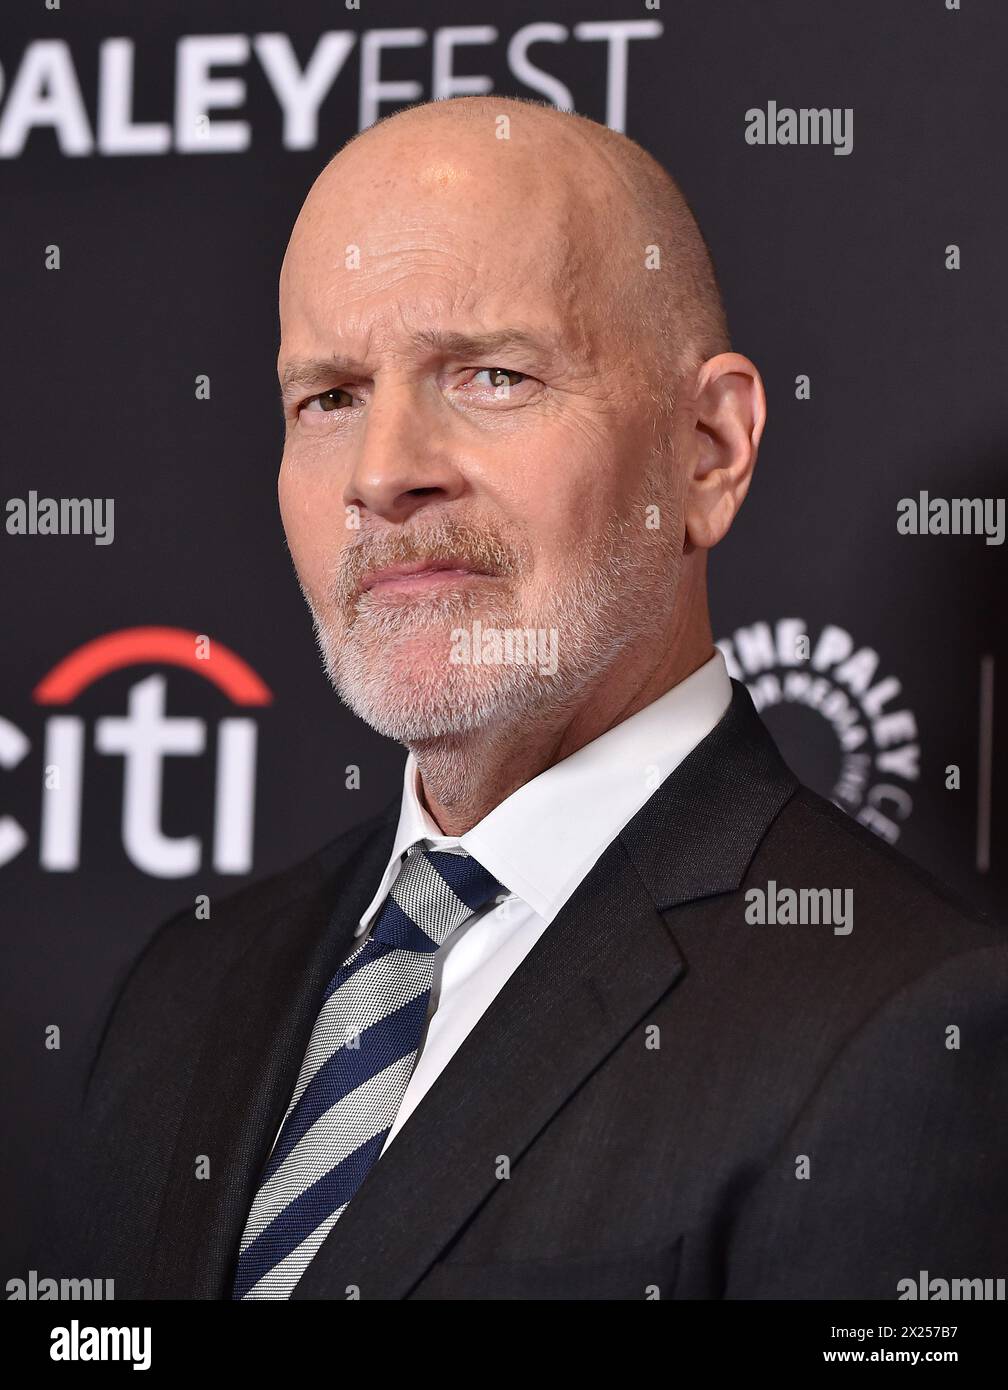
716, 619, 919, 844
0, 626, 272, 878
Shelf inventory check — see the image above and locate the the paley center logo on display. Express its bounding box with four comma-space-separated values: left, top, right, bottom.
716, 619, 920, 844
0, 626, 272, 877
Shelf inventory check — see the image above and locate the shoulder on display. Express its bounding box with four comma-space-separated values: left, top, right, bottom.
764, 784, 1001, 936
731, 783, 1006, 1031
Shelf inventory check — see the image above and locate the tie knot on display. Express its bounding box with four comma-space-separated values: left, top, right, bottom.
369, 844, 506, 952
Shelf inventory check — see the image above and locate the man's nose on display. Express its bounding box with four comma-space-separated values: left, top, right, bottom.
344, 383, 466, 523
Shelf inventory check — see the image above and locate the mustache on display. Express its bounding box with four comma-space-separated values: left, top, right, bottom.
326, 518, 525, 611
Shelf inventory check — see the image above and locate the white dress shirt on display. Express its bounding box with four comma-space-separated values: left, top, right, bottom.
354, 650, 733, 1154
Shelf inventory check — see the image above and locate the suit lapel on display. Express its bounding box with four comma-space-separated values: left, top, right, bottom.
621, 678, 800, 909
292, 832, 684, 1300
142, 807, 399, 1298
293, 681, 799, 1299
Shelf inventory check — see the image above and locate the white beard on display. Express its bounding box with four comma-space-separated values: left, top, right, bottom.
303, 462, 682, 748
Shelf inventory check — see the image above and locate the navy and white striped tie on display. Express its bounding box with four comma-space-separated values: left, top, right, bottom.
231, 843, 504, 1300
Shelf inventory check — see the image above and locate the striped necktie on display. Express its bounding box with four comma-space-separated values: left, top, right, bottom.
231, 843, 505, 1300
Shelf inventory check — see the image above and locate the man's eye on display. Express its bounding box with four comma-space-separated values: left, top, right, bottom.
470, 368, 527, 391
303, 387, 355, 413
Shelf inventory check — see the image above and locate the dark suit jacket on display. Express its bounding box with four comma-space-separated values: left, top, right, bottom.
45, 681, 1008, 1299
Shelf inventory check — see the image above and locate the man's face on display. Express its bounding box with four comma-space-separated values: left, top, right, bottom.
277, 124, 686, 743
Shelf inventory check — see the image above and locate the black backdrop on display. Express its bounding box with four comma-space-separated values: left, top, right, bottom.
2, 0, 1005, 1273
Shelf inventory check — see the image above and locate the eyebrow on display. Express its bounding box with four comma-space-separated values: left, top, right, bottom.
278, 326, 565, 405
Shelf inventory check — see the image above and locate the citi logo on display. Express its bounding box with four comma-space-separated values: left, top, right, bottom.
0, 626, 272, 878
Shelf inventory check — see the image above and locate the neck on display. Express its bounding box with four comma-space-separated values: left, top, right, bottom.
410, 614, 715, 837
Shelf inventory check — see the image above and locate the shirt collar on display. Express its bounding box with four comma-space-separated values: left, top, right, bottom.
356, 649, 732, 935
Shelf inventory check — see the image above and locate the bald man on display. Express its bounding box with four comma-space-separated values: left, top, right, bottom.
53, 97, 1006, 1301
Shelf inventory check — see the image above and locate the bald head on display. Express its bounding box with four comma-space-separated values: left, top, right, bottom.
284, 95, 729, 412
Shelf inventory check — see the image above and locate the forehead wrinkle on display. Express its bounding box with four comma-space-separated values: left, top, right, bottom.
287, 245, 602, 373
301, 308, 579, 378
